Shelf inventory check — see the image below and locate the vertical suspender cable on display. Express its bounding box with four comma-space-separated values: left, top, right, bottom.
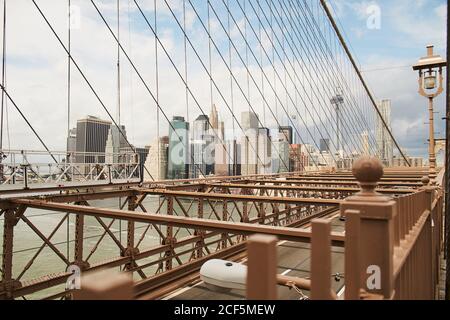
226, 0, 235, 173
0, 0, 6, 155
445, 0, 450, 300
207, 0, 213, 111
154, 0, 160, 180
66, 0, 71, 266
117, 0, 121, 126
117, 0, 122, 257
183, 0, 189, 124
319, 0, 410, 166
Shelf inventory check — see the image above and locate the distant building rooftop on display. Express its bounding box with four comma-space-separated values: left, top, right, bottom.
77, 115, 112, 124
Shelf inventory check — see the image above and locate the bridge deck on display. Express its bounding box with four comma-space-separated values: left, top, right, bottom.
163, 215, 345, 300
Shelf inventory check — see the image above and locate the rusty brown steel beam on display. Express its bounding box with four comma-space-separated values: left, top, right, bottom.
206, 183, 415, 194
12, 203, 325, 299
138, 189, 342, 206
287, 176, 424, 182
10, 205, 336, 300
134, 242, 248, 298
39, 189, 138, 203
296, 173, 427, 177
9, 199, 344, 245
248, 179, 422, 187
137, 207, 339, 299
140, 171, 299, 186
0, 181, 141, 197
7, 233, 202, 299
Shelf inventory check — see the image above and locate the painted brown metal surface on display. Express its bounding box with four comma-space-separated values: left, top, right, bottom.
0, 164, 442, 300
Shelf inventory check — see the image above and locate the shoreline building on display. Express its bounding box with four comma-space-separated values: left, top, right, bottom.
228, 140, 241, 176
75, 116, 111, 164
320, 138, 330, 153
361, 131, 370, 156
289, 144, 309, 172
258, 128, 272, 175
144, 136, 169, 181
376, 99, 394, 166
66, 128, 77, 163
215, 142, 228, 176
241, 111, 259, 176
191, 114, 215, 178
168, 116, 190, 180
393, 156, 424, 168
120, 145, 150, 180
272, 131, 290, 173
105, 125, 128, 164
279, 126, 294, 145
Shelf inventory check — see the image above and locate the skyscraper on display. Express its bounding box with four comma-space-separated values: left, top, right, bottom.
279, 126, 293, 145
241, 111, 259, 176
105, 125, 128, 164
376, 99, 394, 166
242, 111, 259, 130
272, 132, 290, 173
168, 116, 190, 180
257, 128, 272, 175
191, 115, 214, 178
144, 136, 168, 181
361, 131, 370, 156
120, 145, 150, 180
227, 140, 241, 176
215, 142, 228, 177
289, 144, 308, 173
66, 128, 77, 163
75, 116, 112, 164
320, 138, 330, 153
209, 104, 219, 131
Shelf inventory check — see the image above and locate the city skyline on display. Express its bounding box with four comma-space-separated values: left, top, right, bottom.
62, 99, 426, 182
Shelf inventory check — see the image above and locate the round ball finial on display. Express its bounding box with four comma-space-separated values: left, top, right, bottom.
421, 176, 430, 186
352, 157, 384, 187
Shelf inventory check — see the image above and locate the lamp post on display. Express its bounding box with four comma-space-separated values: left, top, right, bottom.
413, 45, 446, 181
331, 91, 344, 170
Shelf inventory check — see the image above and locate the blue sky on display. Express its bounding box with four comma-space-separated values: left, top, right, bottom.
328, 0, 447, 159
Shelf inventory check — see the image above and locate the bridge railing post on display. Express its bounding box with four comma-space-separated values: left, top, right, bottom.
344, 210, 361, 300
340, 157, 396, 299
246, 234, 278, 300
420, 177, 440, 299
310, 219, 333, 300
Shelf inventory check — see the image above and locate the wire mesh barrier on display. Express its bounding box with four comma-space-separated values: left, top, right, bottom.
0, 149, 141, 188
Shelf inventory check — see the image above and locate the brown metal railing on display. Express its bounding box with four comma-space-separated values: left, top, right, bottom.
244, 158, 444, 300
1, 158, 435, 300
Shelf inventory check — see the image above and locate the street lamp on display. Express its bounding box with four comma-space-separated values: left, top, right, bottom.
331, 90, 344, 171
413, 45, 446, 181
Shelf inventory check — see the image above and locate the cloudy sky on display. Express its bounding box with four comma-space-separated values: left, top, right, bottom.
329, 0, 447, 158
0, 0, 447, 160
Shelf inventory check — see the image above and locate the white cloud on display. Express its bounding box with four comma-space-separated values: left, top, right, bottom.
0, 0, 446, 161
